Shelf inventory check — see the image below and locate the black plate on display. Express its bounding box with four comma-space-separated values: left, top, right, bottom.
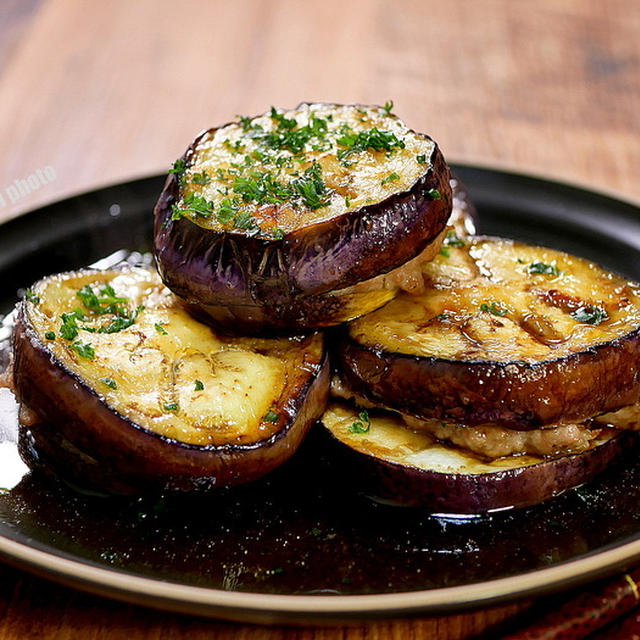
1, 166, 640, 625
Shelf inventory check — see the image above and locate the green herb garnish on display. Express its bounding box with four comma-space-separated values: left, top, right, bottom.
194, 379, 204, 391
217, 198, 238, 223
528, 262, 561, 276
191, 171, 211, 186
292, 162, 331, 209
336, 127, 405, 162
163, 402, 178, 411
443, 231, 465, 247
381, 172, 400, 185
416, 154, 427, 164
99, 377, 117, 390
44, 331, 55, 340
571, 305, 608, 325
169, 159, 186, 175
382, 100, 394, 115
426, 188, 441, 200
439, 246, 450, 258
24, 289, 40, 304
480, 302, 508, 317
70, 340, 95, 360
263, 409, 279, 423
154, 323, 168, 335
348, 410, 371, 434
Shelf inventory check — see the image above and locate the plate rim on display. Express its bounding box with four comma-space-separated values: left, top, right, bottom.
2, 164, 640, 623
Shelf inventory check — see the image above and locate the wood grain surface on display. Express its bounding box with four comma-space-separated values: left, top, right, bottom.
0, 0, 639, 637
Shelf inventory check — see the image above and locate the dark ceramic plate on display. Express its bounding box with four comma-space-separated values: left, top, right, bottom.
1, 166, 640, 625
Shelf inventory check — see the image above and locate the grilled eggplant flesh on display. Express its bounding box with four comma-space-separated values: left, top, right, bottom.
321, 402, 629, 513
12, 268, 328, 494
339, 236, 640, 428
154, 103, 452, 332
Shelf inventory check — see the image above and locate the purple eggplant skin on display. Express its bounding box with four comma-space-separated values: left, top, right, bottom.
337, 331, 640, 430
11, 303, 330, 495
153, 107, 452, 333
321, 422, 632, 513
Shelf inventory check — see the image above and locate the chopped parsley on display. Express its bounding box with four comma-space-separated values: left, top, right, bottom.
348, 410, 371, 434
154, 323, 168, 335
336, 127, 405, 163
57, 284, 143, 340
44, 331, 55, 340
382, 100, 394, 115
480, 302, 508, 317
439, 246, 451, 258
292, 162, 331, 209
70, 340, 95, 360
269, 228, 285, 240
76, 284, 128, 315
59, 310, 83, 340
263, 409, 279, 423
310, 527, 322, 537
443, 231, 465, 247
169, 159, 187, 187
171, 193, 214, 220
99, 377, 117, 390
217, 198, 237, 223
381, 172, 400, 185
571, 305, 608, 325
168, 159, 186, 175
191, 171, 211, 186
163, 402, 178, 411
24, 289, 40, 304
97, 305, 143, 334
528, 262, 561, 276
416, 154, 427, 164
426, 188, 441, 200
194, 379, 204, 391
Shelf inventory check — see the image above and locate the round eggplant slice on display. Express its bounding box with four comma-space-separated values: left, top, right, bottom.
321, 402, 629, 513
11, 268, 329, 494
154, 103, 452, 332
339, 236, 640, 429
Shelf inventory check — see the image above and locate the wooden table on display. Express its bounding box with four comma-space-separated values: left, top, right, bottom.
0, 0, 639, 637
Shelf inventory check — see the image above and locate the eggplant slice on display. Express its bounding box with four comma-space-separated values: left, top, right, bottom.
339, 236, 640, 429
12, 268, 328, 494
154, 103, 452, 332
321, 401, 630, 513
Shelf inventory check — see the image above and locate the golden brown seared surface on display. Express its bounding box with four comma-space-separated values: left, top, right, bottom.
322, 402, 618, 473
348, 236, 640, 363
177, 103, 435, 235
24, 268, 324, 446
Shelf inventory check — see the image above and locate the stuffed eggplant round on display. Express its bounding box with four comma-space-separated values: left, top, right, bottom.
338, 236, 640, 429
12, 267, 329, 494
321, 401, 629, 513
154, 103, 452, 332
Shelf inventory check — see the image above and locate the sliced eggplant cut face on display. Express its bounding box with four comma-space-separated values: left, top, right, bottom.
12, 267, 330, 494
177, 103, 437, 233
321, 401, 628, 513
341, 236, 640, 428
154, 103, 452, 332
17, 268, 324, 446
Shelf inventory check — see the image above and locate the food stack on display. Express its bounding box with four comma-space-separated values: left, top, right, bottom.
10, 103, 640, 512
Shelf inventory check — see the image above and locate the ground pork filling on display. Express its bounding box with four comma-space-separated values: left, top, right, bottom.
330, 376, 602, 459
